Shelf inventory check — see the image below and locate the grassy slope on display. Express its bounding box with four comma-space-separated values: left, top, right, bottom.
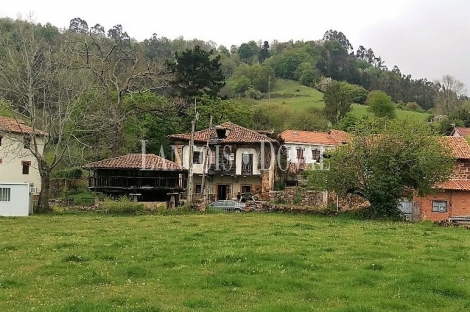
1, 213, 470, 311
259, 79, 431, 121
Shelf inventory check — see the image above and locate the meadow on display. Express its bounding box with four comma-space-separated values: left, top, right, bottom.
1, 213, 469, 311
258, 79, 431, 121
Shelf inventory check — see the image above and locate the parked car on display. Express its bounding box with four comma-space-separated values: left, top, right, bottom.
209, 200, 245, 212
240, 192, 259, 202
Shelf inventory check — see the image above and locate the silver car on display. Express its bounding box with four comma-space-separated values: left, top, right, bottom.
209, 200, 245, 212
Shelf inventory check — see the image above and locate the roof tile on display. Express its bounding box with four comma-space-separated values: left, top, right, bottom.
441, 136, 470, 159
168, 121, 277, 144
0, 116, 47, 136
453, 127, 470, 138
82, 154, 185, 171
279, 129, 349, 145
438, 179, 470, 191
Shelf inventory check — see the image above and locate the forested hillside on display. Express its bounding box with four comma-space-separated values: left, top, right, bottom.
1, 17, 469, 165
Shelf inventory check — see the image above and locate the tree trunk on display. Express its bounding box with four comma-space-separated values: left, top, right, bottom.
37, 159, 51, 213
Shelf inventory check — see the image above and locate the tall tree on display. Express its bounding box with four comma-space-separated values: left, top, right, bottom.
258, 41, 270, 63
323, 29, 353, 53
237, 41, 260, 63
0, 18, 92, 212
323, 82, 352, 124
165, 45, 225, 100
68, 17, 88, 34
71, 20, 163, 156
434, 75, 467, 115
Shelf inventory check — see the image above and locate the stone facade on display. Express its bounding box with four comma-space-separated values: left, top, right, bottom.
268, 186, 326, 207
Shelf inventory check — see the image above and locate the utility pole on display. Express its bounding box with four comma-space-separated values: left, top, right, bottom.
187, 119, 195, 203
187, 98, 198, 203
200, 115, 213, 203
268, 75, 271, 103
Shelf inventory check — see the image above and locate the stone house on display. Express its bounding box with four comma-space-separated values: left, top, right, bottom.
168, 122, 278, 201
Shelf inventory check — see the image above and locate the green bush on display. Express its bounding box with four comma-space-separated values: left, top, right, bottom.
100, 197, 145, 215
274, 180, 285, 191
52, 168, 83, 179
294, 190, 302, 205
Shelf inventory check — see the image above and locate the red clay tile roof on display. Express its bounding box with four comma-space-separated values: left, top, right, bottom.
82, 154, 185, 171
168, 121, 277, 144
328, 129, 352, 144
279, 130, 346, 145
0, 116, 47, 136
438, 179, 470, 191
441, 136, 470, 159
453, 127, 470, 138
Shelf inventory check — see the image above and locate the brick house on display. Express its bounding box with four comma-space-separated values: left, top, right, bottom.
414, 136, 470, 221
168, 122, 278, 201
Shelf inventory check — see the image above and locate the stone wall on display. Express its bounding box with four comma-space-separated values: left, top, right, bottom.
268, 186, 326, 208
243, 187, 369, 213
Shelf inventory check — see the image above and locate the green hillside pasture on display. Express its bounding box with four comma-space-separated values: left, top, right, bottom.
0, 213, 469, 311
260, 79, 431, 122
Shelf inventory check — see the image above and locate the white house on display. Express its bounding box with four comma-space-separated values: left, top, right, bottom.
279, 129, 351, 171
0, 182, 32, 216
169, 122, 278, 200
0, 116, 46, 196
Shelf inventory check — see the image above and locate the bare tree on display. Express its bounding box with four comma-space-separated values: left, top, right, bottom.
434, 75, 467, 115
0, 17, 92, 212
70, 21, 167, 156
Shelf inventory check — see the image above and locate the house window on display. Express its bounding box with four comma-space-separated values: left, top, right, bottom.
242, 153, 253, 174
432, 200, 448, 213
195, 184, 202, 194
22, 161, 31, 175
296, 147, 304, 160
312, 149, 321, 161
0, 187, 11, 202
241, 185, 251, 193
24, 135, 31, 149
193, 151, 202, 164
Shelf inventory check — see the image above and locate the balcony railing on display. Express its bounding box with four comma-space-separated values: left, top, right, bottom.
241, 163, 253, 174
89, 176, 185, 190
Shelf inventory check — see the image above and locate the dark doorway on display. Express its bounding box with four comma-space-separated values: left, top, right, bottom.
217, 184, 230, 200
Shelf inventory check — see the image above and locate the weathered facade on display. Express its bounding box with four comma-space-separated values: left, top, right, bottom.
168, 122, 278, 200
83, 154, 186, 202
415, 137, 470, 221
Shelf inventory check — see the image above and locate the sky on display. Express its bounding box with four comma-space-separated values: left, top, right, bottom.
1, 0, 469, 93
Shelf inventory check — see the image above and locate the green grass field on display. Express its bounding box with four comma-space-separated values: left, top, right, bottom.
259, 79, 431, 122
1, 213, 469, 311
